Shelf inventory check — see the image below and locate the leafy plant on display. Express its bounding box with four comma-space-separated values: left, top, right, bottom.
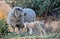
6, 0, 60, 16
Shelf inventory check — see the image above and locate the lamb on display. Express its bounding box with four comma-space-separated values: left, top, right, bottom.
24, 20, 46, 36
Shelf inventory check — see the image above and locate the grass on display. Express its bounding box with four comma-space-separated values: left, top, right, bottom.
0, 19, 60, 39
6, 32, 60, 39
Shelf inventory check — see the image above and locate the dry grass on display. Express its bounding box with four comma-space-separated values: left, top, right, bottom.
0, 1, 11, 19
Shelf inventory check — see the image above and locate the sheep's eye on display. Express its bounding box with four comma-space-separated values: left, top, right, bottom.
17, 8, 22, 11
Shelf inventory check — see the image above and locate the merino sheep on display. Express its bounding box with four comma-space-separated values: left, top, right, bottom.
7, 7, 36, 34
7, 7, 25, 34
23, 8, 36, 22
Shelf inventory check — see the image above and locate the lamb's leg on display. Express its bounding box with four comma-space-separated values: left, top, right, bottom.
40, 29, 44, 37
17, 28, 21, 34
42, 29, 46, 36
26, 27, 29, 34
27, 27, 33, 35
40, 29, 46, 37
25, 27, 28, 35
29, 28, 33, 35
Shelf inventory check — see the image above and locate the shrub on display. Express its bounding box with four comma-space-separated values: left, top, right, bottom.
6, 0, 60, 16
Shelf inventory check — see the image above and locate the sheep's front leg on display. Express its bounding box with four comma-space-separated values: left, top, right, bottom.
12, 27, 15, 33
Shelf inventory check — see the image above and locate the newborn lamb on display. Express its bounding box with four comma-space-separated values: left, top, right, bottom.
24, 20, 46, 36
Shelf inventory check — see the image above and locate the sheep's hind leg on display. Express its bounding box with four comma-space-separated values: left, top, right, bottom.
12, 27, 15, 33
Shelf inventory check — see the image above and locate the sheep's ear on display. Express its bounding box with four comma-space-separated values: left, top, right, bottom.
24, 13, 26, 16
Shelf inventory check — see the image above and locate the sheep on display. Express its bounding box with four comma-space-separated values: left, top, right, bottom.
7, 7, 25, 34
7, 7, 36, 34
24, 20, 46, 36
23, 8, 36, 22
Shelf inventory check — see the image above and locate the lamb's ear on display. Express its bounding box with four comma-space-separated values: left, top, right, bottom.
24, 13, 26, 16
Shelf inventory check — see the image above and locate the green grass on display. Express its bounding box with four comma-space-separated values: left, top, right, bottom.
0, 19, 60, 39
6, 32, 60, 39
